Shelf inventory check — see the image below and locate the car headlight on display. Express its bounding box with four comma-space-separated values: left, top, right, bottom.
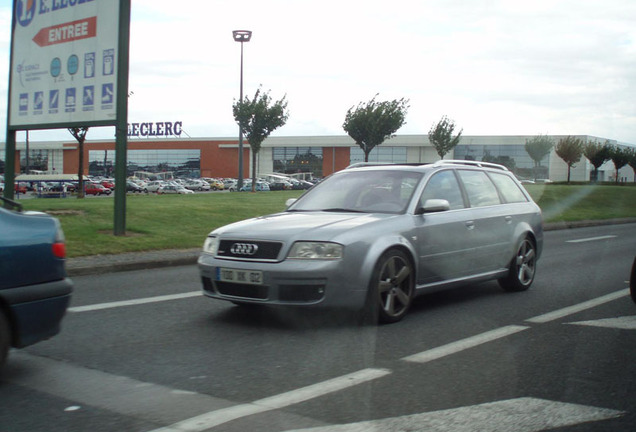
288, 242, 343, 260
202, 236, 220, 255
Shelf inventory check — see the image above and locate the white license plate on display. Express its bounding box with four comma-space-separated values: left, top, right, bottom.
216, 268, 263, 285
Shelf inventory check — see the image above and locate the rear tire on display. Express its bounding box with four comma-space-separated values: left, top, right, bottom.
499, 237, 536, 292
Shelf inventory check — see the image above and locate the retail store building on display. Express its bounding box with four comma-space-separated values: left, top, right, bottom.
2, 134, 635, 183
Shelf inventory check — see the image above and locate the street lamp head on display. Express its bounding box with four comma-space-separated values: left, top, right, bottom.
232, 30, 252, 42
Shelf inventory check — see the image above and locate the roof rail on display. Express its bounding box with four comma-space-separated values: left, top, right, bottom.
432, 159, 509, 171
345, 162, 431, 170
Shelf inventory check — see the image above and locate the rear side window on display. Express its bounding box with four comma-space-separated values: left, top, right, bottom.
489, 172, 528, 203
457, 170, 501, 208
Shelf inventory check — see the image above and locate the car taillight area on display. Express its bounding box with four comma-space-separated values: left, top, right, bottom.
52, 224, 67, 259
52, 242, 66, 259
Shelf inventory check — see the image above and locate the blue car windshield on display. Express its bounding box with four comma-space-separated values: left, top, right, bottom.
288, 170, 423, 214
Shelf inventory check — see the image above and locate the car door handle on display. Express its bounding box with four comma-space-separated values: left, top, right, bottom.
504, 216, 513, 224
465, 220, 475, 230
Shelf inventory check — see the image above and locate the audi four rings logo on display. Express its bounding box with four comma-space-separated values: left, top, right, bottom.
230, 243, 259, 255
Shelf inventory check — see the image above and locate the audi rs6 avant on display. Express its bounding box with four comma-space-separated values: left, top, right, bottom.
198, 161, 543, 323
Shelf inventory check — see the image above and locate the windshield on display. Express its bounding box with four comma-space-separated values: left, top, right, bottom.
288, 170, 423, 214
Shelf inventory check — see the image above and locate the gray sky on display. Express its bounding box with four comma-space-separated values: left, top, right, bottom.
1, 0, 635, 143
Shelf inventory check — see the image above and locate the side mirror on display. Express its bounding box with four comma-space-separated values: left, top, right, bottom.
416, 199, 450, 214
285, 198, 297, 208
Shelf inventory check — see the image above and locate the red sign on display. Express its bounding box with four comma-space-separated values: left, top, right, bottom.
32, 16, 97, 47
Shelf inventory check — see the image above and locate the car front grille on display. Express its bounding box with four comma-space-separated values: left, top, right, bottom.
217, 240, 283, 261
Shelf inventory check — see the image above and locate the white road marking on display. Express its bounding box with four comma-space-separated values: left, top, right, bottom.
58, 285, 631, 431
526, 289, 629, 323
6, 351, 236, 425
68, 291, 201, 313
149, 368, 391, 432
568, 315, 636, 330
402, 325, 529, 363
566, 235, 617, 243
283, 397, 624, 432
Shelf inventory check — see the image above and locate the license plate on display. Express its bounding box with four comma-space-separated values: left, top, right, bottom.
216, 268, 263, 285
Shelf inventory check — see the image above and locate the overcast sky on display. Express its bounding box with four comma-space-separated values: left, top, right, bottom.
1, 0, 635, 144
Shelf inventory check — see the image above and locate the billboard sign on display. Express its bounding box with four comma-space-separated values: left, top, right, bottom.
8, 0, 120, 129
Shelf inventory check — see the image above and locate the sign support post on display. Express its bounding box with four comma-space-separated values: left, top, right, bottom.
2, 131, 16, 202
114, 0, 131, 235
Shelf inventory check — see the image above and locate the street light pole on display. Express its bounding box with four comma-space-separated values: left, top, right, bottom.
233, 30, 252, 190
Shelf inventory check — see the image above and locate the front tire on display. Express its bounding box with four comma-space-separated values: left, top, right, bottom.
499, 237, 537, 292
366, 249, 414, 324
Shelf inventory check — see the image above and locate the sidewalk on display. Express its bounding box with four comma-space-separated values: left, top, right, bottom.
65, 218, 636, 277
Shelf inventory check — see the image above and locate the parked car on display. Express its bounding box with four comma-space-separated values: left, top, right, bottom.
100, 180, 115, 190
268, 180, 293, 191
126, 181, 144, 193
157, 185, 194, 194
207, 179, 225, 191
85, 183, 112, 195
223, 179, 237, 192
239, 181, 271, 192
145, 181, 165, 193
0, 197, 73, 368
15, 183, 28, 194
184, 180, 211, 191
199, 161, 543, 324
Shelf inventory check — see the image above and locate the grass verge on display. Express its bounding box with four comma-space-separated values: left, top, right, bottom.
18, 185, 636, 257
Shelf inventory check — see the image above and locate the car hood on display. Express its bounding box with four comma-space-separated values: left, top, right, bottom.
212, 211, 392, 242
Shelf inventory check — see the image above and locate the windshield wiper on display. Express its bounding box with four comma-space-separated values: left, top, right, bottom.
321, 208, 365, 213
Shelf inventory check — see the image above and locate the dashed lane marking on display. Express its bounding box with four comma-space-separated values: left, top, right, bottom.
401, 325, 529, 364
525, 289, 629, 324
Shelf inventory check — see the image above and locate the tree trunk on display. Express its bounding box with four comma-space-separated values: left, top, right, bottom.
251, 151, 257, 192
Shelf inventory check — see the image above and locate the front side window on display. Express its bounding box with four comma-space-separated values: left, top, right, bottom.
457, 170, 501, 208
419, 170, 465, 210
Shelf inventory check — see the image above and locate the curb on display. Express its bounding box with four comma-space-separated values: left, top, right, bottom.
66, 218, 636, 277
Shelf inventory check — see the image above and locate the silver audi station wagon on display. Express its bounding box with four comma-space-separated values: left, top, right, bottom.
198, 161, 543, 323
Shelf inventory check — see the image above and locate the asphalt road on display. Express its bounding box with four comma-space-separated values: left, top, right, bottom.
1, 223, 635, 432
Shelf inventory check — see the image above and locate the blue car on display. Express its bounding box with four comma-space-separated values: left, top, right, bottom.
0, 197, 73, 367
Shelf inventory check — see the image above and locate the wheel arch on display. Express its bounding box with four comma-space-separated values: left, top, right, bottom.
357, 235, 418, 291
511, 222, 541, 261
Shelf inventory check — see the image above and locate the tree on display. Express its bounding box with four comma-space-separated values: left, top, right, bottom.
554, 136, 583, 183
69, 127, 89, 198
607, 145, 631, 183
627, 147, 636, 183
524, 135, 554, 181
583, 140, 610, 182
233, 86, 289, 192
428, 116, 463, 159
343, 95, 409, 162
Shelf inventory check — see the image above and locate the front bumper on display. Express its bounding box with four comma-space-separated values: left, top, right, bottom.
198, 254, 367, 309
